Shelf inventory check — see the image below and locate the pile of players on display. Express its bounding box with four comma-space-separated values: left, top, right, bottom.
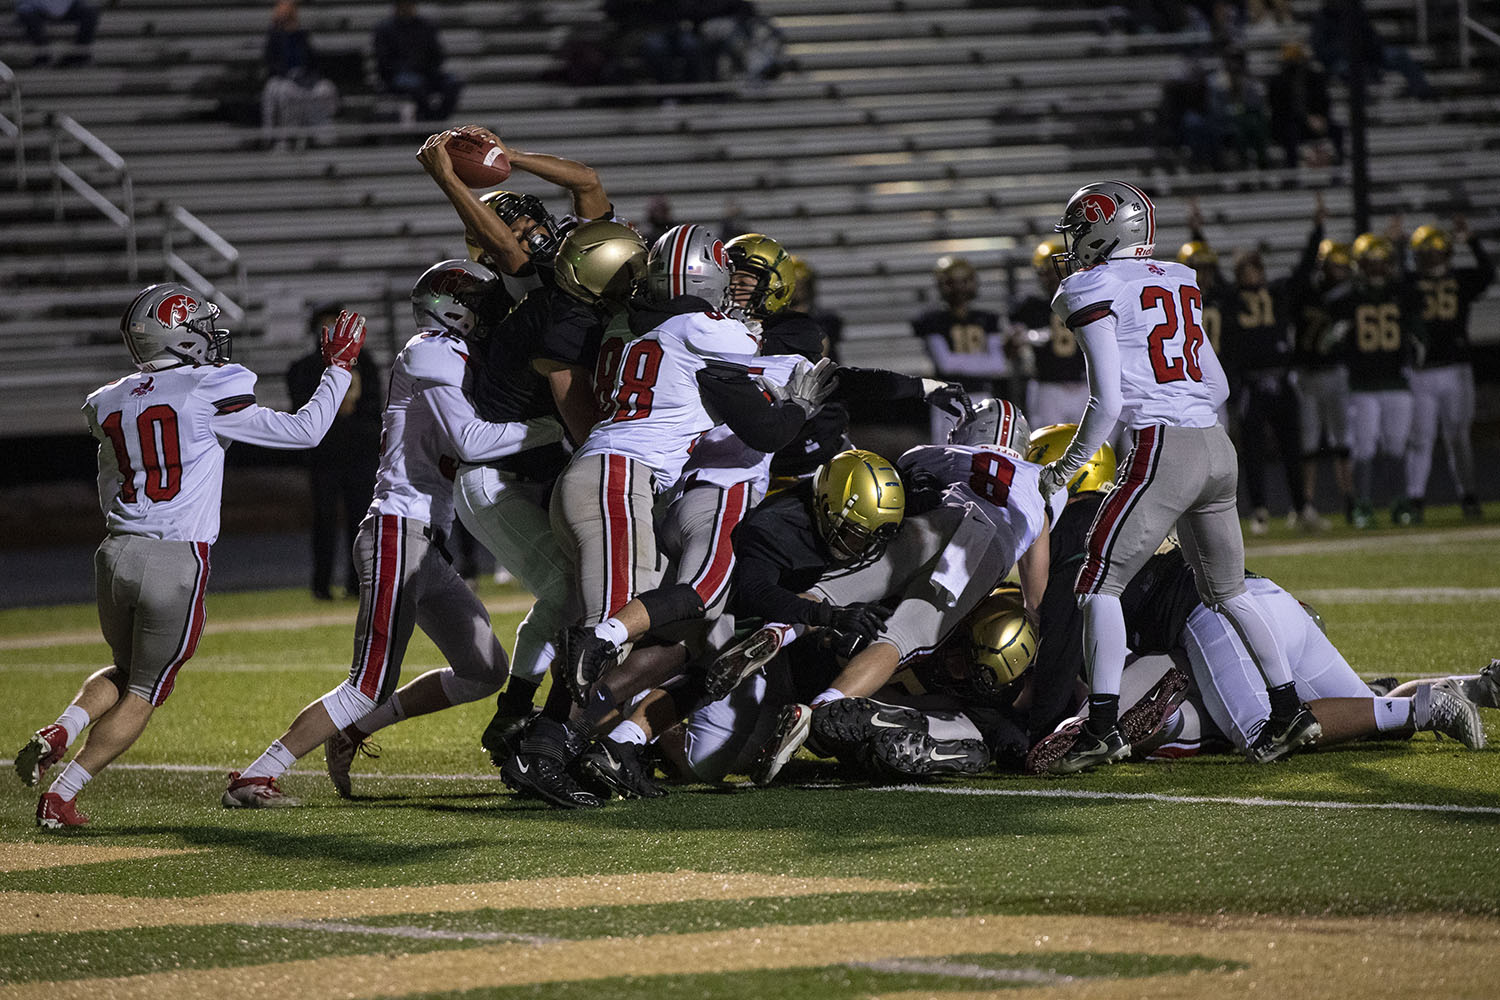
13, 127, 1494, 826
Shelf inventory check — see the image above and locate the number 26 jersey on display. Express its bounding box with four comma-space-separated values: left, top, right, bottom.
1051, 258, 1229, 429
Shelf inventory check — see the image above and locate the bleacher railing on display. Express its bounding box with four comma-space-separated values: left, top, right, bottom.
164, 204, 248, 324
1457, 0, 1500, 67
0, 62, 23, 190
48, 114, 137, 280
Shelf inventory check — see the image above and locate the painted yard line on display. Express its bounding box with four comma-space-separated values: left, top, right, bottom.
259, 919, 559, 946
848, 958, 1074, 984
866, 784, 1500, 815
1247, 524, 1500, 558
0, 595, 536, 651
1300, 587, 1500, 603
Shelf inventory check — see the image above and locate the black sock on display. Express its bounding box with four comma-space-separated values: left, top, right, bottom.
1267, 681, 1300, 721
1086, 694, 1119, 738
496, 677, 540, 717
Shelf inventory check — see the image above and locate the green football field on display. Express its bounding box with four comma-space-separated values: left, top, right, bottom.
3, 508, 1500, 999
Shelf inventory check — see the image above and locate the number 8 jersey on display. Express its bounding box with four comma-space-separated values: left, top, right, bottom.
1051, 258, 1229, 429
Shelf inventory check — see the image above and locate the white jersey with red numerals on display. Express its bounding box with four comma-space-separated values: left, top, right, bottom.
1051, 258, 1229, 429
897, 443, 1049, 568
671, 351, 805, 499
85, 362, 352, 543
371, 330, 562, 531
573, 309, 762, 492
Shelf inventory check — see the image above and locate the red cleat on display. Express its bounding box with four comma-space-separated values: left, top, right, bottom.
222, 770, 300, 808
36, 793, 89, 829
15, 725, 69, 787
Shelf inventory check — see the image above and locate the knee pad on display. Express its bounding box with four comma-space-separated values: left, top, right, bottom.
639, 583, 706, 628
321, 682, 378, 731
438, 667, 503, 706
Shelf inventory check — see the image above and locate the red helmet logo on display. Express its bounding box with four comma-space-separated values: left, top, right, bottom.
711, 239, 729, 269
430, 268, 472, 297
1077, 193, 1117, 225
155, 293, 198, 328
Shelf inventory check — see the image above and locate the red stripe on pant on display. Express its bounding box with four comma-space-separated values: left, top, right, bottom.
691, 481, 750, 606
150, 541, 212, 706
1076, 426, 1160, 595
604, 454, 634, 618
356, 515, 403, 700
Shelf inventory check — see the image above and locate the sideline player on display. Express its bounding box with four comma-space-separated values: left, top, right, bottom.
1040, 180, 1315, 773
13, 284, 365, 828
223, 260, 562, 806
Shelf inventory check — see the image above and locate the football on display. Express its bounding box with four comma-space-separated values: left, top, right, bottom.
445, 131, 511, 188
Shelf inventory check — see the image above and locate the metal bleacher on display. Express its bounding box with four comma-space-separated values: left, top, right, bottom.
2, 0, 1497, 437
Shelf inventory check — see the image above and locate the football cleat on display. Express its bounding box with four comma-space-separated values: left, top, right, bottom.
751, 703, 812, 786
807, 697, 926, 761
1461, 495, 1483, 521
1366, 676, 1400, 697
1118, 664, 1191, 750
1350, 501, 1374, 530
558, 625, 617, 706
1040, 724, 1130, 775
868, 728, 990, 780
36, 793, 89, 829
1296, 503, 1330, 532
702, 626, 784, 701
222, 771, 301, 808
481, 709, 538, 769
1249, 507, 1270, 536
576, 737, 667, 800
500, 717, 600, 809
15, 724, 68, 787
323, 731, 381, 799
1426, 683, 1487, 750
1245, 707, 1322, 764
1458, 659, 1500, 710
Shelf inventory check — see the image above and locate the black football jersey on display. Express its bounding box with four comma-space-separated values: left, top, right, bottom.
1011, 294, 1086, 383
1413, 244, 1495, 367
1326, 279, 1425, 391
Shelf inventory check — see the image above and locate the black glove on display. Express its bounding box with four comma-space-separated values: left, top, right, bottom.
919, 378, 971, 420
826, 602, 893, 647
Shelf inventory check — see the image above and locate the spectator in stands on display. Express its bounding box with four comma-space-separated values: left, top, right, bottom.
286, 302, 383, 601
1266, 41, 1344, 168
15, 0, 98, 67
912, 256, 1007, 441
1209, 47, 1270, 170
604, 0, 712, 86
372, 0, 462, 122
1310, 0, 1433, 100
261, 0, 339, 151
787, 256, 844, 361
642, 194, 675, 247
1158, 56, 1222, 171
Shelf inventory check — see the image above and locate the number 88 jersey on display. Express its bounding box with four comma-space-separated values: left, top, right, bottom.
897, 444, 1048, 572
1051, 258, 1228, 430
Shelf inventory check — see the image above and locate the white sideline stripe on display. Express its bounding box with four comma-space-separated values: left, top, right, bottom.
865, 784, 1500, 815
1248, 524, 1500, 557
847, 958, 1074, 984
258, 919, 557, 946
1300, 587, 1500, 603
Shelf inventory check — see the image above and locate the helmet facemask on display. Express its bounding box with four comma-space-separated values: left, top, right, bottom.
813, 450, 905, 568
477, 191, 562, 266
725, 234, 795, 318
121, 283, 232, 371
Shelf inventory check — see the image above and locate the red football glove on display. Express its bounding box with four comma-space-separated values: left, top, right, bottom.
321, 310, 366, 371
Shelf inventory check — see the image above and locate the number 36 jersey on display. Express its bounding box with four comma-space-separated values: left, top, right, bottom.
897, 444, 1048, 571
1052, 258, 1228, 429
85, 362, 351, 544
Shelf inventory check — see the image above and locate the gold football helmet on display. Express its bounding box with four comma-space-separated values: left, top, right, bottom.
968, 586, 1038, 685
1025, 423, 1117, 496
553, 221, 647, 307
1410, 224, 1452, 275
934, 255, 979, 305
1352, 232, 1394, 284
1316, 238, 1352, 280
813, 449, 905, 564
1176, 240, 1218, 269
725, 233, 796, 317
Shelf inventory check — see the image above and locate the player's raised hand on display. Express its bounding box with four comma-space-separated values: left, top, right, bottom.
765, 357, 838, 418
919, 379, 970, 420
321, 310, 367, 370
1038, 462, 1069, 501
417, 131, 453, 176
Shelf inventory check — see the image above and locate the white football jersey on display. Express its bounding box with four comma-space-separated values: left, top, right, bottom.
575, 310, 762, 492
1051, 258, 1228, 428
85, 362, 351, 543
898, 444, 1048, 570
673, 352, 805, 499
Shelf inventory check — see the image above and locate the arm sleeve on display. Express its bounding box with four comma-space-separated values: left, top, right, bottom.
423, 382, 565, 463
728, 552, 832, 626
1465, 237, 1496, 295
830, 366, 928, 401
923, 333, 1009, 378
210, 365, 353, 449
695, 363, 807, 453
85, 405, 119, 514
1051, 316, 1123, 481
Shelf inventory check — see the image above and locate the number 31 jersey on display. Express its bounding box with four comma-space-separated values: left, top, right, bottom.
1052, 258, 1228, 429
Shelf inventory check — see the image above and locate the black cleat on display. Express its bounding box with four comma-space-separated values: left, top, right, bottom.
576, 737, 667, 799
869, 728, 990, 781
808, 697, 925, 761
1246, 705, 1321, 764
1366, 676, 1400, 697
1040, 724, 1130, 775
500, 717, 600, 809
702, 626, 783, 701
1118, 663, 1191, 750
558, 625, 617, 706
1461, 495, 1483, 521
481, 709, 537, 769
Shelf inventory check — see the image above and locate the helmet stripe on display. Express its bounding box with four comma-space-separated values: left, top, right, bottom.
1117, 180, 1155, 246
671, 225, 696, 298
997, 402, 1013, 449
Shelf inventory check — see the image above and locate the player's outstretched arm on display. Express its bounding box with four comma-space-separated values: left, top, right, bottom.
418, 130, 530, 274
423, 382, 565, 463
459, 125, 610, 221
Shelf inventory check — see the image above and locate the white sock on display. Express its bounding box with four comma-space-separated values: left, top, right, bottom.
56, 705, 91, 745
355, 694, 406, 736
1411, 685, 1434, 729
48, 761, 92, 801
240, 740, 298, 781
609, 720, 648, 745
812, 687, 845, 707
1373, 696, 1415, 732
594, 617, 629, 648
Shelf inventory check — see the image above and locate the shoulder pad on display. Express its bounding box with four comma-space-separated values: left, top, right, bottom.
401, 332, 470, 386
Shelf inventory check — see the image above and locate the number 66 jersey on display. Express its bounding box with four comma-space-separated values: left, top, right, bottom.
1051, 258, 1229, 429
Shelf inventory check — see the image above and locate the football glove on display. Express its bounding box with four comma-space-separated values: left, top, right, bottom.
321, 310, 367, 371
826, 602, 893, 647
1037, 461, 1069, 501
761, 356, 838, 419
919, 379, 971, 420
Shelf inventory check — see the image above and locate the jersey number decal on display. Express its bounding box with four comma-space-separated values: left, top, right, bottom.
100, 405, 183, 502
1142, 285, 1205, 384
1419, 278, 1458, 323
1354, 303, 1402, 352
611, 339, 665, 422
968, 452, 1015, 506
593, 337, 627, 418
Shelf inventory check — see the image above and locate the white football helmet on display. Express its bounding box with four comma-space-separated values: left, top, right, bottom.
411, 259, 496, 338
949, 398, 1031, 460
1053, 180, 1157, 271
646, 224, 732, 309
120, 282, 230, 371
